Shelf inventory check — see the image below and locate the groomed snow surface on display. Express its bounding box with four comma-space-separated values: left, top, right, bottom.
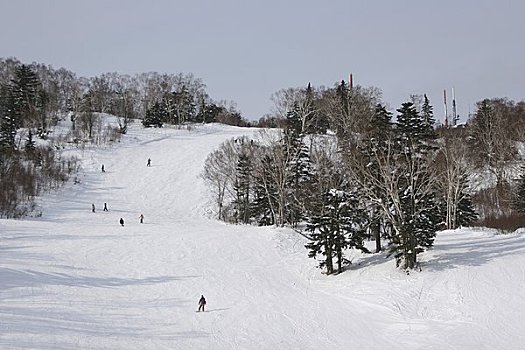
1, 121, 525, 350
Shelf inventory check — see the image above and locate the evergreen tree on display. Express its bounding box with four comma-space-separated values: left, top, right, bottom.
287, 141, 313, 226
281, 104, 314, 226
251, 153, 278, 226
336, 80, 350, 119
142, 102, 165, 128
391, 101, 441, 269
24, 129, 36, 155
455, 173, 478, 227
421, 94, 436, 140
305, 188, 368, 275
10, 65, 44, 130
396, 102, 423, 147
285, 103, 302, 137
196, 102, 222, 124
167, 85, 196, 124
233, 146, 253, 224
513, 167, 525, 214
0, 113, 17, 151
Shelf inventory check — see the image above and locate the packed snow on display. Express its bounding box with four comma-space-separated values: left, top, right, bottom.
1, 121, 525, 349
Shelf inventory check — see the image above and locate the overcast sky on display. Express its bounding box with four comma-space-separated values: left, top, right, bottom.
1, 0, 524, 122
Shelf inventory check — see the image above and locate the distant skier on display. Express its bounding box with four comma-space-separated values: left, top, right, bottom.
92, 203, 95, 213
101, 164, 105, 172
147, 158, 151, 167
119, 218, 124, 226
103, 203, 108, 212
139, 214, 144, 223
197, 295, 206, 312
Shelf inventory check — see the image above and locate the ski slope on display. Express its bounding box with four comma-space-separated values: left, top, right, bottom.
1, 121, 525, 349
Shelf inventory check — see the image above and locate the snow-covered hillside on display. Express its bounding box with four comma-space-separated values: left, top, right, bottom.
1, 122, 525, 350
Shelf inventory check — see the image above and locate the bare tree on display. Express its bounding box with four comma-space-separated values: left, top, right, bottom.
467, 99, 519, 185
254, 129, 297, 226
201, 138, 240, 220
434, 129, 470, 229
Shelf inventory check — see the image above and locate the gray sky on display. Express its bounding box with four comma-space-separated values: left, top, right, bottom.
1, 0, 524, 122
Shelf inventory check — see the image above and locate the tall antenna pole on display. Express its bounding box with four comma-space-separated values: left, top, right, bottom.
443, 89, 448, 128
452, 87, 457, 126
349, 73, 353, 89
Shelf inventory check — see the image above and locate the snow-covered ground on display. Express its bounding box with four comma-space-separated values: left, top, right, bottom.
1, 121, 525, 350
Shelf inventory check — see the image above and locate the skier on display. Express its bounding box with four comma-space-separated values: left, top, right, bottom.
139, 214, 144, 223
147, 158, 151, 167
119, 218, 124, 226
92, 203, 95, 213
197, 295, 206, 312
101, 164, 105, 172
103, 203, 108, 212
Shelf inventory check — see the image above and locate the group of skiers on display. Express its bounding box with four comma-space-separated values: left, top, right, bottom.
92, 201, 140, 227
93, 161, 151, 226
96, 159, 208, 312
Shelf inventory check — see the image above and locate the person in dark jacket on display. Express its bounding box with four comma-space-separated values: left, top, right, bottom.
139, 214, 144, 223
198, 295, 206, 312
147, 158, 151, 167
92, 203, 96, 213
119, 218, 124, 226
101, 164, 105, 172
103, 203, 108, 211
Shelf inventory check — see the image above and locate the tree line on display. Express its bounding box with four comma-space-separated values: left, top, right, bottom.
203, 81, 525, 273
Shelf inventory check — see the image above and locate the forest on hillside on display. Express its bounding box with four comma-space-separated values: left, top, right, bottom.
2, 57, 525, 271
0, 57, 249, 218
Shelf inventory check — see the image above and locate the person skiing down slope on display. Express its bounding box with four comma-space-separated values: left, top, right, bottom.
198, 295, 206, 312
119, 218, 124, 226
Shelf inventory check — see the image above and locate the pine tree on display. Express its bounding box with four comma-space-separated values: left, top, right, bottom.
251, 154, 278, 226
421, 94, 436, 140
10, 64, 44, 130
142, 102, 165, 128
231, 137, 255, 223
0, 113, 17, 151
391, 101, 441, 270
287, 140, 313, 226
25, 129, 36, 155
513, 167, 525, 214
396, 102, 424, 147
168, 85, 196, 124
233, 148, 253, 224
305, 188, 369, 275
281, 104, 314, 226
285, 103, 302, 137
455, 173, 478, 227
336, 80, 350, 119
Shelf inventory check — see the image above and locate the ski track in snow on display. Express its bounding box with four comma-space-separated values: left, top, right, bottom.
2, 122, 525, 349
